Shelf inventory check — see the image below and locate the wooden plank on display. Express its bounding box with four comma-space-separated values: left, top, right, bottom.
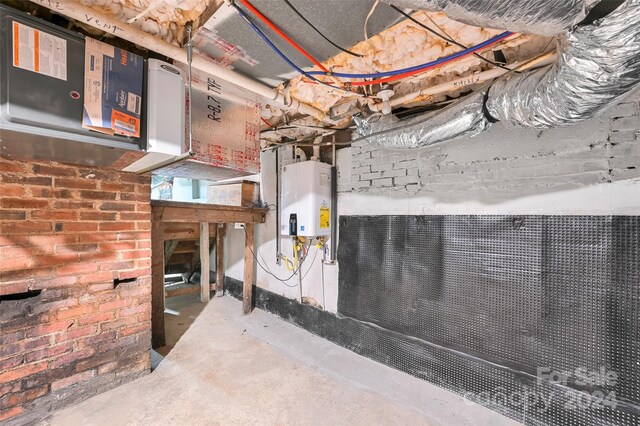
157, 206, 265, 224
200, 221, 210, 303
243, 223, 255, 314
215, 224, 226, 297
151, 200, 267, 224
151, 221, 166, 348
163, 223, 217, 241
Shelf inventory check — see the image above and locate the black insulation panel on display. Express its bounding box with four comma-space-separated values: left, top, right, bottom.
224, 215, 639, 425
338, 215, 639, 425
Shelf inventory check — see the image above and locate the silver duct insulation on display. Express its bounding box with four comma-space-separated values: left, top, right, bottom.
382, 0, 599, 36
354, 91, 488, 149
356, 0, 640, 149
487, 0, 640, 128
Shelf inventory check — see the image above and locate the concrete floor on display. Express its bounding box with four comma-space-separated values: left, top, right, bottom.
46, 296, 520, 426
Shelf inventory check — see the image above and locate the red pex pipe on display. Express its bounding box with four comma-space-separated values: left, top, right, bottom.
237, 0, 329, 73
350, 34, 514, 87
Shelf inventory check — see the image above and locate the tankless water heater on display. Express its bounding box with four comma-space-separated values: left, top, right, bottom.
281, 160, 332, 237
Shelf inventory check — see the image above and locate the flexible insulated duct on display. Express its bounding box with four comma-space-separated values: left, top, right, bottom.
354, 91, 488, 149
382, 0, 600, 36
487, 0, 640, 127
357, 0, 640, 149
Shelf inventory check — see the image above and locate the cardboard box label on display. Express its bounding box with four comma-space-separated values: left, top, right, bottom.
82, 37, 143, 137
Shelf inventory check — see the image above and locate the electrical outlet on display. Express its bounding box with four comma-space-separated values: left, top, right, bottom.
234, 223, 245, 230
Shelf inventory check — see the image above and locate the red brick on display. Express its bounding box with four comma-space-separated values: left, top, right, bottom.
57, 262, 98, 275
119, 249, 150, 260
81, 272, 116, 285
0, 197, 50, 209
79, 211, 117, 221
100, 241, 136, 251
136, 222, 151, 231
30, 275, 77, 290
120, 173, 149, 184
78, 233, 118, 244
0, 355, 24, 372
48, 350, 93, 370
86, 283, 113, 294
31, 210, 78, 221
53, 200, 95, 209
119, 323, 150, 337
26, 321, 74, 338
0, 406, 23, 422
0, 159, 27, 173
117, 231, 150, 241
51, 370, 95, 391
1, 175, 51, 186
136, 240, 151, 249
32, 163, 77, 177
54, 326, 98, 343
99, 260, 134, 271
0, 330, 25, 346
79, 190, 117, 200
0, 221, 53, 234
25, 343, 74, 363
119, 212, 150, 221
62, 222, 99, 232
55, 243, 98, 255
0, 210, 27, 220
99, 299, 130, 313
0, 257, 32, 271
99, 201, 135, 211
77, 311, 115, 326
0, 385, 48, 410
99, 222, 134, 232
55, 177, 98, 190
0, 361, 48, 384
31, 254, 78, 269
0, 184, 25, 197
136, 203, 151, 212
117, 268, 149, 280
100, 182, 135, 192
57, 305, 96, 320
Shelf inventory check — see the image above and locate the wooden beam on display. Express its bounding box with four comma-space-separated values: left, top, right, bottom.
200, 221, 210, 303
151, 221, 166, 348
215, 224, 225, 297
163, 223, 217, 241
151, 200, 266, 224
243, 223, 255, 314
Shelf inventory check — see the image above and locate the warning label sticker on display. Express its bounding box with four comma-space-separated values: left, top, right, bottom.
320, 208, 330, 229
12, 21, 67, 81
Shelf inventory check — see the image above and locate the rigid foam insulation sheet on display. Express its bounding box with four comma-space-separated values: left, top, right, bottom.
335, 215, 639, 425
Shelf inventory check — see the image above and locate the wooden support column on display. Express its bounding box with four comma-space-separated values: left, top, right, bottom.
243, 223, 255, 314
151, 220, 166, 348
200, 221, 210, 303
215, 224, 226, 297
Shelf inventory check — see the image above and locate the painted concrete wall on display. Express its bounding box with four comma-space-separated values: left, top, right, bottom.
221, 93, 640, 313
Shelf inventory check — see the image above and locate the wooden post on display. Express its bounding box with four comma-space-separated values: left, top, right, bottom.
151, 221, 166, 348
243, 223, 255, 314
200, 221, 210, 303
215, 224, 226, 297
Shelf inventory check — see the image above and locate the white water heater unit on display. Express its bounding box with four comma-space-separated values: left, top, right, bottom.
281, 160, 332, 237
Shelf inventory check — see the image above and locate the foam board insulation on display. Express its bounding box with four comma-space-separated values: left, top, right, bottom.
79, 0, 216, 44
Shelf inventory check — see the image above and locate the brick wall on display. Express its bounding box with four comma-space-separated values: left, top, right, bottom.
0, 157, 152, 424
344, 95, 640, 194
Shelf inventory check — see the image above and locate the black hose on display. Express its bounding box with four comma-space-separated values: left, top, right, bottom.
282, 0, 363, 57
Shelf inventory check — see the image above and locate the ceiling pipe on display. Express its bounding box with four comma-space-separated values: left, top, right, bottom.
30, 0, 327, 121
368, 51, 556, 112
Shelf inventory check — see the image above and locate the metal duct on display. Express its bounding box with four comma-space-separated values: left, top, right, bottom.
382, 0, 600, 36
487, 0, 640, 128
356, 0, 640, 149
354, 91, 488, 149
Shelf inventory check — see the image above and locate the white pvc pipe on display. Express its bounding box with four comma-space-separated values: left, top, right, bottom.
32, 0, 326, 120
369, 52, 556, 112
